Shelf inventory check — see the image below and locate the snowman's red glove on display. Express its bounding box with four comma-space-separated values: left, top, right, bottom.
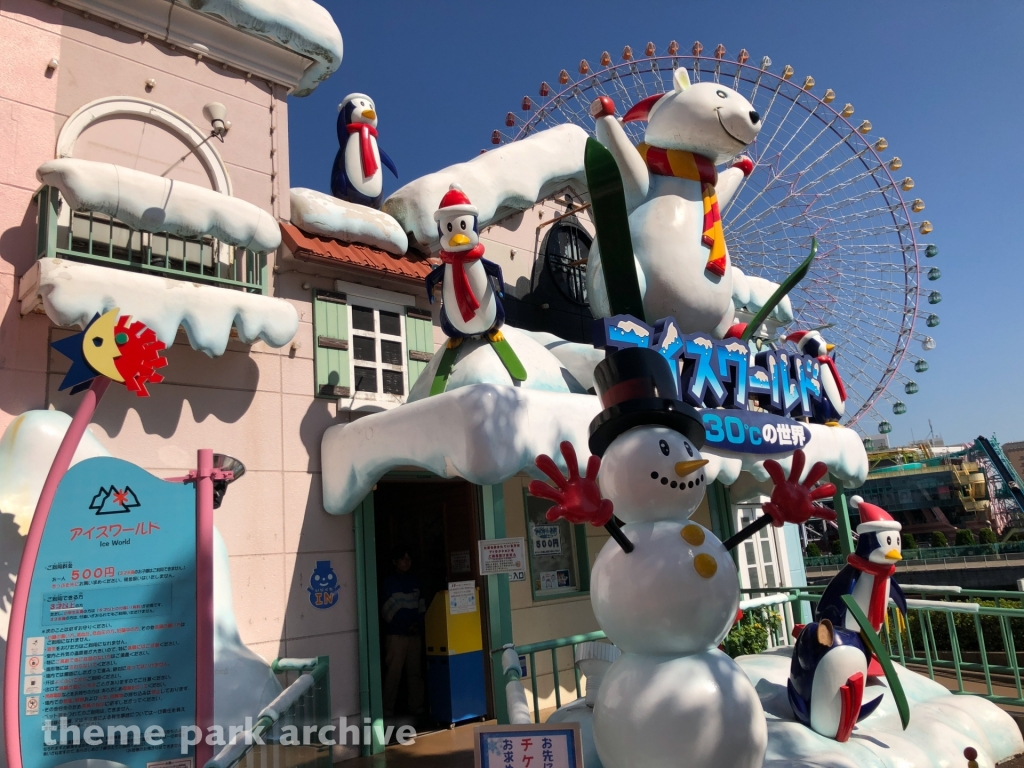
529, 441, 614, 527
762, 449, 837, 527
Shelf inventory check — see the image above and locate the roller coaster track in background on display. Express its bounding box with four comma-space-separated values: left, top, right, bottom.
975, 435, 1024, 538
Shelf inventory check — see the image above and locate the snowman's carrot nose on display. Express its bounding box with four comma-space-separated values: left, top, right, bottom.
674, 460, 709, 477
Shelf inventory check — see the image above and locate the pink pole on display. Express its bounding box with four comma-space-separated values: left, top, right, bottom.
195, 449, 215, 768
4, 376, 111, 768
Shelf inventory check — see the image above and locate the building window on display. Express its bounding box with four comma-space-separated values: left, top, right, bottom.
735, 505, 781, 590
523, 492, 591, 600
544, 221, 591, 306
347, 304, 407, 399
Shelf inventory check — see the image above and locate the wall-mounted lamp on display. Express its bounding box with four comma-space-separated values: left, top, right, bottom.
46, 58, 59, 72
211, 454, 245, 509
203, 102, 230, 139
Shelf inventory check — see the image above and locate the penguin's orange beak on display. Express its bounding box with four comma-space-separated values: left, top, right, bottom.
884, 549, 902, 561
674, 460, 709, 477
448, 234, 471, 247
361, 109, 376, 120
826, 343, 835, 352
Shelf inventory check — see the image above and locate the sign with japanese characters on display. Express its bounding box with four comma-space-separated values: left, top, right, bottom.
478, 538, 526, 576
530, 524, 562, 556
595, 314, 831, 425
448, 580, 477, 615
16, 456, 199, 768
474, 723, 582, 768
700, 409, 811, 455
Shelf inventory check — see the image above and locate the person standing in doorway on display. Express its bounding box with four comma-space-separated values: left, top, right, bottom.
381, 546, 426, 717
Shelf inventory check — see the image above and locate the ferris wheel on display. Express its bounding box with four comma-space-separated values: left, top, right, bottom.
491, 41, 940, 434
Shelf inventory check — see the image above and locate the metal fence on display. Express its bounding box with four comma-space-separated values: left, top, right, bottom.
495, 586, 1024, 725
805, 540, 1024, 569
206, 656, 332, 768
35, 186, 268, 294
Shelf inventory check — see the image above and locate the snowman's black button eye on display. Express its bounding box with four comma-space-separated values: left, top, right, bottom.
460, 220, 466, 230
685, 442, 694, 457
717, 90, 727, 98
447, 222, 452, 232
659, 440, 670, 456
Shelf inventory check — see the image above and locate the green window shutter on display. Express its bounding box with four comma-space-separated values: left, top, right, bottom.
313, 289, 350, 398
405, 307, 435, 387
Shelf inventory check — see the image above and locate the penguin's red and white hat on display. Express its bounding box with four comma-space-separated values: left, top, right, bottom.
850, 495, 902, 534
781, 330, 818, 353
434, 183, 478, 221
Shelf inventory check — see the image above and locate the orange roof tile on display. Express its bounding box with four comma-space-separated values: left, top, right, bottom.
280, 222, 435, 281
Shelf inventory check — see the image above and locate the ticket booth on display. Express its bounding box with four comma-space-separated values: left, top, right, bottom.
424, 585, 487, 723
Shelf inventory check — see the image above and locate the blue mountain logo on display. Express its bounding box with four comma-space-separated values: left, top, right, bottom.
89, 486, 141, 515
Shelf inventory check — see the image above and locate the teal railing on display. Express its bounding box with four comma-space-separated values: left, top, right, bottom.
35, 186, 268, 294
495, 586, 1024, 725
206, 656, 332, 768
805, 540, 1024, 569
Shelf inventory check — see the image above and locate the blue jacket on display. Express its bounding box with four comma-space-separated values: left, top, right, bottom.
381, 573, 425, 635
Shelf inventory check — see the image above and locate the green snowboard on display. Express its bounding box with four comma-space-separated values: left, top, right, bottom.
428, 333, 527, 397
585, 138, 646, 320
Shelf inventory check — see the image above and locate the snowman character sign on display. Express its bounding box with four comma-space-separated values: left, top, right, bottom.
529, 347, 839, 768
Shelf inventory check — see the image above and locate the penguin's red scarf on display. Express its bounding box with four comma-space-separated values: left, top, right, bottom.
440, 244, 486, 323
847, 554, 896, 630
636, 144, 727, 277
346, 123, 378, 177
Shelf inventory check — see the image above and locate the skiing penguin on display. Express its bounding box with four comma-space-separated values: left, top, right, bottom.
330, 93, 398, 209
528, 346, 840, 768
815, 495, 907, 634
425, 184, 526, 384
784, 329, 847, 423
585, 67, 767, 336
787, 495, 906, 741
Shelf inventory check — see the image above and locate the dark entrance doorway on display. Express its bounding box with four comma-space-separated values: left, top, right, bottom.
372, 478, 493, 743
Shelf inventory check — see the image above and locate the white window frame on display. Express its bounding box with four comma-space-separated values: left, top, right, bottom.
347, 298, 408, 405
734, 502, 784, 592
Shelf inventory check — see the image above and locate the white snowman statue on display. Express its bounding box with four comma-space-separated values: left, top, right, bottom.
530, 347, 838, 768
586, 67, 783, 337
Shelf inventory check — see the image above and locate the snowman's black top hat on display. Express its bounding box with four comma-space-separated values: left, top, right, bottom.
588, 347, 706, 457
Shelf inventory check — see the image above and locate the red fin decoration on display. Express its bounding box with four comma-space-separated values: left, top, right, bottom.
112, 316, 168, 397
622, 93, 666, 123
836, 672, 865, 742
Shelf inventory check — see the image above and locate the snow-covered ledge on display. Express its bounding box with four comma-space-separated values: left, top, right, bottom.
19, 259, 298, 357
290, 188, 408, 255
37, 159, 281, 253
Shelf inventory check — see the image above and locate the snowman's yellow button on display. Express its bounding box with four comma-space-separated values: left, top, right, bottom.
681, 524, 705, 546
693, 553, 718, 579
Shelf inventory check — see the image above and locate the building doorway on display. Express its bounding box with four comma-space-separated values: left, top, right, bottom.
370, 477, 493, 745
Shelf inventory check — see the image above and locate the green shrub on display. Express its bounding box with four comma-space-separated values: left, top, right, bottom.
830, 539, 843, 555
979, 528, 997, 544
722, 608, 782, 658
955, 528, 975, 546
931, 530, 948, 547
903, 533, 918, 549
805, 542, 822, 558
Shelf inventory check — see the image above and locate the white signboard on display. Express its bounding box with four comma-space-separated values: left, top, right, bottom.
478, 537, 526, 576
475, 722, 583, 768
448, 580, 477, 615
531, 524, 562, 555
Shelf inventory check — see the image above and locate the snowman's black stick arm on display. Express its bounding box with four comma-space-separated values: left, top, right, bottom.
605, 520, 635, 553
721, 514, 773, 552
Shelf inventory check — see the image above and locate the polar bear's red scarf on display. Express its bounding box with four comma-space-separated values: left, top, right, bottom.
636, 144, 727, 277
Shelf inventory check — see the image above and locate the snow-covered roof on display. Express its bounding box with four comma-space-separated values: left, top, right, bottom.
187, 0, 343, 96
290, 188, 408, 255
382, 125, 589, 253
320, 383, 868, 515
38, 159, 281, 253
22, 259, 299, 357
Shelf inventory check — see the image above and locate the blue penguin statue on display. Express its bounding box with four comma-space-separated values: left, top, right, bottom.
330, 93, 398, 209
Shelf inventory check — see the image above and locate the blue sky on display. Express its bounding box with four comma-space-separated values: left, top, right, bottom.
288, 1, 1024, 448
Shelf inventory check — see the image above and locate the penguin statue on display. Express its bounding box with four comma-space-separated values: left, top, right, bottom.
783, 329, 847, 424
425, 184, 525, 390
330, 93, 398, 209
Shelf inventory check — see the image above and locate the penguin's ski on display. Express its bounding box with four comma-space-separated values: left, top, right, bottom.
489, 335, 527, 382
585, 138, 646, 321
429, 344, 460, 396
841, 594, 910, 730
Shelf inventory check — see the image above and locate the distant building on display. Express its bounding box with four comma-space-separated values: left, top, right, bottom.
854, 442, 991, 542
1001, 441, 1024, 479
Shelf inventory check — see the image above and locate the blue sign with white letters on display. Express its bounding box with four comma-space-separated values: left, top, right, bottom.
308, 560, 340, 609
700, 409, 812, 455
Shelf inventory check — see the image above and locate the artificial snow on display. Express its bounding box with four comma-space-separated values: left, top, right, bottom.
512, 328, 607, 392
321, 384, 868, 515
406, 325, 587, 402
737, 647, 1023, 767
290, 188, 408, 255
0, 410, 109, 536
186, 0, 343, 96
732, 267, 795, 327
38, 159, 282, 253
382, 125, 589, 252
25, 258, 299, 357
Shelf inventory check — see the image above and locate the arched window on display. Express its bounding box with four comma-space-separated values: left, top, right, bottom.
544, 221, 591, 306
